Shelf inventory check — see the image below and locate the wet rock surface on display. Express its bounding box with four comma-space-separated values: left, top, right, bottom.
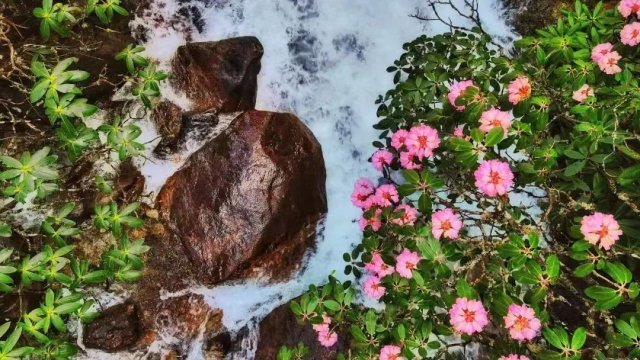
255, 301, 348, 360
83, 302, 143, 352
171, 37, 264, 113
156, 110, 327, 284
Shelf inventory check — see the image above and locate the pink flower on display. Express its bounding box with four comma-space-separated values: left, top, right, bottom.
379, 345, 404, 360
431, 208, 463, 240
474, 160, 514, 197
572, 84, 594, 103
375, 184, 399, 207
406, 125, 440, 159
580, 212, 623, 250
619, 0, 640, 18
391, 129, 410, 150
499, 355, 530, 360
453, 126, 465, 138
621, 22, 640, 46
371, 149, 394, 171
395, 249, 421, 279
351, 178, 375, 209
591, 43, 614, 62
392, 204, 418, 226
359, 208, 382, 232
448, 80, 474, 111
479, 107, 513, 133
508, 76, 531, 105
399, 151, 422, 170
504, 304, 541, 341
312, 313, 332, 332
363, 276, 386, 300
364, 253, 395, 277
448, 297, 489, 335
317, 329, 338, 347
597, 51, 622, 75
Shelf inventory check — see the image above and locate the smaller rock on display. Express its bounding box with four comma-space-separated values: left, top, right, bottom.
171, 37, 263, 113
255, 301, 348, 360
83, 302, 142, 352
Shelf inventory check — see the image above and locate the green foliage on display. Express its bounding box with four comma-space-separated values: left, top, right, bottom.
86, 0, 128, 24
116, 44, 149, 74
33, 0, 80, 41
287, 1, 640, 359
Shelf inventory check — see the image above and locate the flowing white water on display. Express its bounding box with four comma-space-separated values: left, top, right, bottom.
84, 1, 518, 358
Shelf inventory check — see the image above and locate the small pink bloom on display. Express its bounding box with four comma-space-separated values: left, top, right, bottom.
359, 208, 382, 232
312, 313, 332, 332
371, 149, 394, 171
474, 160, 514, 197
399, 151, 422, 170
479, 107, 513, 133
504, 304, 541, 341
499, 355, 530, 360
391, 129, 410, 150
591, 43, 614, 62
449, 297, 489, 335
508, 76, 531, 105
380, 345, 405, 360
317, 329, 338, 347
406, 125, 440, 158
363, 276, 386, 300
621, 22, 640, 46
364, 253, 395, 277
392, 204, 418, 226
351, 178, 375, 209
453, 126, 465, 138
431, 208, 463, 240
597, 51, 622, 75
448, 80, 474, 111
619, 0, 640, 18
572, 84, 594, 103
395, 249, 421, 279
580, 212, 623, 250
375, 184, 399, 207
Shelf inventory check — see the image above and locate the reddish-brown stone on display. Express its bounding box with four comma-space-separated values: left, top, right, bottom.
156, 110, 327, 284
171, 37, 263, 113
254, 301, 348, 360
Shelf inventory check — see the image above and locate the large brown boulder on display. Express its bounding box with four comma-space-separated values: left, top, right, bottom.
171, 37, 264, 113
156, 110, 327, 284
254, 302, 348, 360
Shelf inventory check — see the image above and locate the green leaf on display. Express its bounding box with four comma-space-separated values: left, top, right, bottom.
543, 327, 564, 350
571, 327, 587, 350
485, 127, 504, 146
564, 160, 585, 176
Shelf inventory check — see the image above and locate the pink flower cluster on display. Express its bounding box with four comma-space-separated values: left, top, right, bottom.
474, 160, 515, 197
363, 253, 394, 300
449, 297, 489, 335
580, 212, 623, 250
312, 313, 338, 347
572, 84, 594, 103
448, 80, 475, 111
508, 77, 531, 105
379, 345, 405, 360
479, 107, 513, 133
499, 355, 530, 360
504, 304, 541, 341
448, 299, 541, 341
431, 208, 463, 240
391, 125, 441, 170
591, 43, 622, 74
619, 0, 640, 18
